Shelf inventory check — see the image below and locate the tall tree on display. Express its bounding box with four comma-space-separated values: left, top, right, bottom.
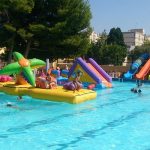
35, 0, 92, 60
107, 27, 125, 46
0, 0, 92, 62
0, 0, 34, 62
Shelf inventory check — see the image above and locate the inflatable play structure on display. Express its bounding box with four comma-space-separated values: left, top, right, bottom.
0, 52, 97, 104
63, 81, 83, 91
47, 69, 68, 85
136, 59, 150, 80
61, 69, 69, 78
68, 57, 112, 88
124, 53, 150, 80
0, 52, 46, 86
51, 69, 60, 78
0, 75, 12, 82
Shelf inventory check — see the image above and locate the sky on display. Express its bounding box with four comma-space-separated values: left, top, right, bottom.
89, 0, 150, 35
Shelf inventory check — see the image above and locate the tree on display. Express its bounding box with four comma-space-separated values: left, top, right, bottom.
101, 45, 127, 65
99, 29, 107, 46
107, 27, 125, 46
86, 30, 108, 63
87, 28, 127, 65
129, 42, 150, 60
34, 0, 92, 60
0, 0, 34, 62
87, 43, 127, 65
0, 0, 92, 62
86, 40, 103, 64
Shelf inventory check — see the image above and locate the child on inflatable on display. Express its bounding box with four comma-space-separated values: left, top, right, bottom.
46, 74, 57, 89
63, 71, 82, 91
72, 71, 82, 91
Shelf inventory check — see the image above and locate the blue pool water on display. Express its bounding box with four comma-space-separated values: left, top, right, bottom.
0, 81, 150, 150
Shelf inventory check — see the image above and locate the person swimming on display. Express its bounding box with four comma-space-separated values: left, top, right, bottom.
6, 102, 13, 107
6, 102, 20, 109
17, 96, 23, 101
131, 88, 141, 93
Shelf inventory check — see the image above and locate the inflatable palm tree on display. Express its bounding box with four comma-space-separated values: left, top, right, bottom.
0, 52, 46, 86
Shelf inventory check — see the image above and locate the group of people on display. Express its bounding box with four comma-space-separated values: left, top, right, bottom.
131, 80, 142, 93
45, 73, 57, 89
36, 68, 57, 89
35, 65, 70, 89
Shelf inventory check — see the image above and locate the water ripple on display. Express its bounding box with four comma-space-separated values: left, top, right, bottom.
47, 110, 146, 150
0, 93, 149, 139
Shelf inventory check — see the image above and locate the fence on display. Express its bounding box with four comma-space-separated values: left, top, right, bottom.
100, 65, 130, 78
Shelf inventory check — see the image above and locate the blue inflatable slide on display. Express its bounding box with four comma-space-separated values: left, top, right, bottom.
124, 53, 149, 79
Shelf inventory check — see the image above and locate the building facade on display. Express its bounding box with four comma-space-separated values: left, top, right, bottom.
123, 29, 145, 51
89, 31, 99, 43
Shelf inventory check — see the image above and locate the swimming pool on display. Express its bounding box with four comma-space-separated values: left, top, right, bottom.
0, 81, 150, 150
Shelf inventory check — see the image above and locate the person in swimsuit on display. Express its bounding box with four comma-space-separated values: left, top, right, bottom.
73, 71, 82, 91
46, 74, 57, 89
6, 102, 19, 109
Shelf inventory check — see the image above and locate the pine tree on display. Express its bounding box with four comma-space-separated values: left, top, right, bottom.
107, 27, 125, 46
0, 0, 92, 62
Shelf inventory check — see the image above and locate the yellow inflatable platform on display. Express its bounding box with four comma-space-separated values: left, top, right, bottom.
0, 82, 97, 104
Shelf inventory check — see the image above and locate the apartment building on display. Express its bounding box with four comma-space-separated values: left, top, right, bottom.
89, 31, 99, 43
123, 29, 144, 51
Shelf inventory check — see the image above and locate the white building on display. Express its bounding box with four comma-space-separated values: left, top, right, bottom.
89, 31, 99, 43
123, 29, 144, 51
